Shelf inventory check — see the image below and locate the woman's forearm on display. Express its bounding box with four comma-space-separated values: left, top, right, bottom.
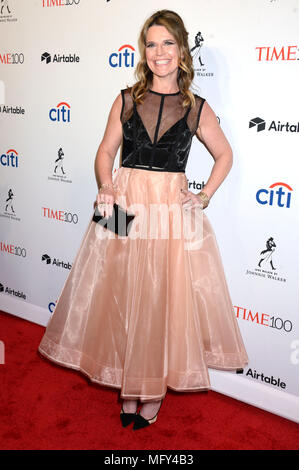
201, 151, 233, 200
94, 145, 114, 190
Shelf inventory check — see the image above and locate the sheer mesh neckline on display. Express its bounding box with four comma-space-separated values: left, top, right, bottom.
148, 89, 181, 96
120, 86, 206, 172
134, 89, 188, 145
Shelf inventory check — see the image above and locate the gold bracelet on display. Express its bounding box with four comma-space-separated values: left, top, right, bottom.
197, 190, 210, 209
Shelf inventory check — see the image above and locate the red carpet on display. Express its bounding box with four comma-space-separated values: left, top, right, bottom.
0, 310, 298, 450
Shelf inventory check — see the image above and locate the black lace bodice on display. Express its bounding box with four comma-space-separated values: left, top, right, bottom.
120, 87, 205, 173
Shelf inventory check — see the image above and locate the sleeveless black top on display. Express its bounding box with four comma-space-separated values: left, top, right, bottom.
120, 87, 206, 173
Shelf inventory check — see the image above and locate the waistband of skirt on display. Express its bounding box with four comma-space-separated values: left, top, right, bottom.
120, 164, 185, 174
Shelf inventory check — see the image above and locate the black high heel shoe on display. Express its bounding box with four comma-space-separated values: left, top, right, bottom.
133, 399, 163, 430
120, 404, 138, 428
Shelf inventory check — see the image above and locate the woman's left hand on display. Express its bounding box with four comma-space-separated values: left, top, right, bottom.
180, 189, 203, 209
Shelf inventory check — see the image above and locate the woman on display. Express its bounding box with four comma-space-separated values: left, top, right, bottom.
38, 10, 248, 430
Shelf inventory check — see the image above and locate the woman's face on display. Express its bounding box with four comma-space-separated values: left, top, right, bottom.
145, 25, 181, 80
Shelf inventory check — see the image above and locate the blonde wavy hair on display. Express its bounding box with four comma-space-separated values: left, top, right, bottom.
130, 10, 196, 108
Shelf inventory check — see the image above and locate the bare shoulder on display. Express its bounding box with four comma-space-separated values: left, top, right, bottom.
110, 91, 122, 115
192, 97, 232, 161
107, 86, 133, 115
195, 98, 220, 142
199, 99, 218, 122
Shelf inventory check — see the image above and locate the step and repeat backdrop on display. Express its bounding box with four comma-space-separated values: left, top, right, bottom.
0, 0, 298, 423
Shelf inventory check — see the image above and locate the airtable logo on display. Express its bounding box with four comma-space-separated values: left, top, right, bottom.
0, 149, 19, 167
0, 104, 25, 115
41, 51, 80, 63
256, 182, 293, 208
249, 117, 299, 133
0, 282, 26, 300
42, 253, 72, 270
246, 368, 287, 390
109, 44, 135, 68
49, 102, 71, 122
249, 117, 266, 132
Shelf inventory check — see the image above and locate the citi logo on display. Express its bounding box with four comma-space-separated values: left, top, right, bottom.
42, 254, 72, 270
249, 117, 299, 133
42, 207, 78, 224
256, 45, 298, 61
109, 44, 135, 68
0, 149, 19, 167
49, 102, 71, 122
41, 52, 80, 64
48, 300, 57, 313
42, 0, 80, 7
256, 182, 292, 208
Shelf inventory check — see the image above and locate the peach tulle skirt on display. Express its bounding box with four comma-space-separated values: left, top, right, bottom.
38, 166, 249, 402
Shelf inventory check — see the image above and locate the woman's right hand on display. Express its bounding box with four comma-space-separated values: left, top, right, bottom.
96, 186, 116, 218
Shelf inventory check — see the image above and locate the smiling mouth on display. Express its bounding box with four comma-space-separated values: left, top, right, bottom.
155, 60, 171, 65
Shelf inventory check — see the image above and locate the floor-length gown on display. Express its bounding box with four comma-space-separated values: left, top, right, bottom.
38, 87, 249, 402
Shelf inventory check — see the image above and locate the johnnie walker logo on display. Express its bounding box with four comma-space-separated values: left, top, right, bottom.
191, 31, 214, 78
245, 236, 286, 283
48, 147, 72, 184
0, 188, 20, 221
0, 0, 17, 23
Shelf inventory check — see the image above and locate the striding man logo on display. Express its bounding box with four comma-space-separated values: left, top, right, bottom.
5, 188, 15, 214
54, 147, 65, 175
190, 32, 205, 67
258, 237, 276, 271
0, 0, 11, 15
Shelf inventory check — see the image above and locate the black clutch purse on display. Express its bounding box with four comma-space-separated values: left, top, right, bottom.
92, 203, 135, 236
